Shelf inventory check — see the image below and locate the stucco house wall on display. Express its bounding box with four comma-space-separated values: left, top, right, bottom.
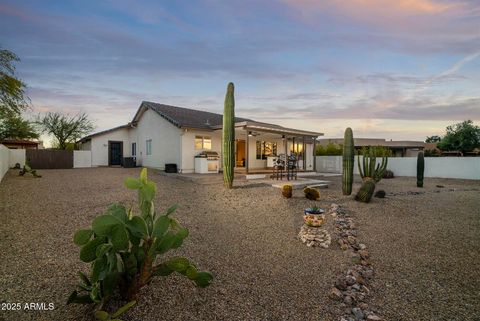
180, 129, 221, 173
132, 108, 182, 169
84, 128, 130, 166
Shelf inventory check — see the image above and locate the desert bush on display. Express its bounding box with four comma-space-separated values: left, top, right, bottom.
19, 163, 41, 178
304, 187, 320, 200
68, 168, 212, 318
383, 170, 394, 179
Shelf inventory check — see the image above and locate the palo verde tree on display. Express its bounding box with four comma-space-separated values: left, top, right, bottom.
68, 168, 213, 320
36, 112, 94, 149
0, 48, 29, 120
222, 82, 235, 188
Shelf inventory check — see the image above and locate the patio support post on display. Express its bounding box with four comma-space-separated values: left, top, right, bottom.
245, 128, 249, 174
284, 135, 288, 158
303, 136, 306, 171
313, 137, 317, 172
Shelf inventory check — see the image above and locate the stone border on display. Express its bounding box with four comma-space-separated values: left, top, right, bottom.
327, 204, 382, 321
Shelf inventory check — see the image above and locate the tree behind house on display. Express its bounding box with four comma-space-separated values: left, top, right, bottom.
0, 114, 39, 140
437, 120, 480, 154
37, 112, 94, 150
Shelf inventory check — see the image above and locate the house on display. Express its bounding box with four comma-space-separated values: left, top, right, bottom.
79, 101, 323, 173
0, 139, 43, 149
318, 138, 425, 157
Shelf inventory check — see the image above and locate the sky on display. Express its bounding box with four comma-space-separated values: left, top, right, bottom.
1, 0, 479, 145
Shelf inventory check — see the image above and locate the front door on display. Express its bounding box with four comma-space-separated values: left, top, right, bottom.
236, 139, 246, 167
109, 141, 123, 166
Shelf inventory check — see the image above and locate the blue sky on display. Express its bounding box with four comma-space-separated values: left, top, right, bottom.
1, 0, 479, 144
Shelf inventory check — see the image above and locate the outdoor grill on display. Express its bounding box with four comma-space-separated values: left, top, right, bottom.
194, 151, 220, 173
195, 151, 220, 160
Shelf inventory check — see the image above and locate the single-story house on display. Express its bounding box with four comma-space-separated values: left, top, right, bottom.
79, 101, 323, 173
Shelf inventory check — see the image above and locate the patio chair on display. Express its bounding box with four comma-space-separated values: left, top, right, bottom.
272, 155, 285, 180
286, 154, 298, 181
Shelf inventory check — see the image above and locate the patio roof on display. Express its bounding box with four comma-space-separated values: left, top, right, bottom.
212, 121, 323, 138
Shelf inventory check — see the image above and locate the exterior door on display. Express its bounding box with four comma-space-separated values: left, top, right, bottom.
109, 141, 123, 166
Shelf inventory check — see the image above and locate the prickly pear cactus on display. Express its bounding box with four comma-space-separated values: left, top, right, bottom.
68, 168, 213, 318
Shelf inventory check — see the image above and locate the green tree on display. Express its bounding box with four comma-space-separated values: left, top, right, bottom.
0, 114, 39, 140
0, 48, 29, 119
37, 112, 94, 150
437, 120, 480, 154
425, 135, 441, 143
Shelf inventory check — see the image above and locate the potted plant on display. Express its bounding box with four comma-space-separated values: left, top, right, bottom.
303, 205, 325, 227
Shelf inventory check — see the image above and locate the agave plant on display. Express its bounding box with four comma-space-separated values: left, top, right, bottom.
68, 168, 212, 319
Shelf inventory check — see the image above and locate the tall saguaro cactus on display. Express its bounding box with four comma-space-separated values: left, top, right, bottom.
417, 151, 424, 187
342, 128, 354, 195
223, 82, 235, 189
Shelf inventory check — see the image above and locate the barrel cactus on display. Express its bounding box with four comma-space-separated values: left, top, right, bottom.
223, 82, 235, 189
355, 178, 376, 203
282, 184, 293, 198
342, 128, 354, 195
417, 152, 424, 187
68, 168, 212, 318
355, 147, 389, 203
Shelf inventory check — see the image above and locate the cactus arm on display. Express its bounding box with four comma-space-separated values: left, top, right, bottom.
358, 154, 364, 179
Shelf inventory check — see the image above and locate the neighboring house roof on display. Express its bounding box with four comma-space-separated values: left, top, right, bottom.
81, 101, 324, 142
0, 139, 39, 146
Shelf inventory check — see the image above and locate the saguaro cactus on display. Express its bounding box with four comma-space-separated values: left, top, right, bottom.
223, 82, 235, 188
342, 128, 354, 195
417, 151, 424, 187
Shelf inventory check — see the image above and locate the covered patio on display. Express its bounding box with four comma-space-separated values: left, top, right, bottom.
215, 121, 323, 174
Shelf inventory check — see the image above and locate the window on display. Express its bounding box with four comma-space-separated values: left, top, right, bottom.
256, 141, 277, 159
146, 139, 152, 155
132, 142, 136, 156
195, 136, 212, 150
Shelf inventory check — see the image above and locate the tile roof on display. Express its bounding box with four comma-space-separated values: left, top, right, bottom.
141, 101, 253, 130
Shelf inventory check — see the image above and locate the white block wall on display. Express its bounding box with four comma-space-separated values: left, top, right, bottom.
73, 151, 92, 168
316, 156, 480, 180
9, 149, 26, 168
0, 145, 9, 182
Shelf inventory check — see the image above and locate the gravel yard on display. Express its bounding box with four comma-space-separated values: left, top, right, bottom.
0, 167, 479, 321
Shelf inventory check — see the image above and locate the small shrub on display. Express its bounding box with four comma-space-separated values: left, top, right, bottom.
282, 185, 293, 198
383, 170, 394, 179
374, 190, 386, 198
68, 168, 212, 318
304, 187, 320, 200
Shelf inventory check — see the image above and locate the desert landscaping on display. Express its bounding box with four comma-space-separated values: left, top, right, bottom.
1, 167, 479, 321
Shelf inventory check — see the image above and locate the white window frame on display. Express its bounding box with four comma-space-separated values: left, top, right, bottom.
195, 136, 212, 150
